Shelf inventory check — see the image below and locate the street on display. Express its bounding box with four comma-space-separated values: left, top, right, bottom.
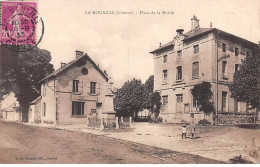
0, 121, 223, 164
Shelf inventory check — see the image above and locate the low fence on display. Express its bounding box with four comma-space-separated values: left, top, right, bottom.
119, 117, 131, 128
103, 118, 117, 129
218, 112, 257, 125
87, 117, 101, 128
87, 116, 132, 130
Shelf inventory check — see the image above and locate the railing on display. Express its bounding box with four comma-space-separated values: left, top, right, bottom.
119, 117, 131, 128
87, 117, 101, 128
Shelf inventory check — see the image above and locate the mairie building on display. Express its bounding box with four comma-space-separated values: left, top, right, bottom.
150, 16, 258, 125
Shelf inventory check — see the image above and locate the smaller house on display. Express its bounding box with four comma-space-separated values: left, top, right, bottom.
1, 102, 21, 121
29, 50, 115, 125
28, 96, 42, 123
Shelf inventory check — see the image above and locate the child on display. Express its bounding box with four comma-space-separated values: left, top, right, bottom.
181, 124, 187, 139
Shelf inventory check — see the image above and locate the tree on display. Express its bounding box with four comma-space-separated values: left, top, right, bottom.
0, 45, 54, 122
142, 75, 162, 119
114, 78, 144, 119
191, 82, 215, 115
229, 44, 260, 115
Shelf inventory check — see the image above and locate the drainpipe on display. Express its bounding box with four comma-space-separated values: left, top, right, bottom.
216, 31, 219, 125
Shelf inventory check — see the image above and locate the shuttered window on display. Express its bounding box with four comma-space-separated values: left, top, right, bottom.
90, 82, 96, 94
192, 62, 199, 79
73, 80, 79, 92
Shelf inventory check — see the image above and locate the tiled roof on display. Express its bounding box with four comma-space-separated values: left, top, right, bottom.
2, 103, 17, 111
183, 28, 213, 41
39, 53, 109, 83
150, 28, 213, 53
150, 27, 256, 54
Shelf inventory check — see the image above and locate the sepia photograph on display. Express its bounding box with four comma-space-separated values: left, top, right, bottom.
0, 0, 260, 165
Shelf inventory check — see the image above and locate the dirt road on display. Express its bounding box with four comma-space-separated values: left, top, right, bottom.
0, 121, 224, 164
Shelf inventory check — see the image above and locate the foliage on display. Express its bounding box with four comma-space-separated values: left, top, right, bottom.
198, 119, 211, 125
142, 75, 162, 118
114, 78, 144, 118
229, 44, 260, 110
0, 45, 54, 122
114, 75, 162, 120
191, 82, 215, 115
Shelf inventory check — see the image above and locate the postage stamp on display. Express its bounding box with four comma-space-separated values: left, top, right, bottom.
0, 1, 44, 52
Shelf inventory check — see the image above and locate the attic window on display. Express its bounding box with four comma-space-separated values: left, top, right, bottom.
81, 68, 88, 75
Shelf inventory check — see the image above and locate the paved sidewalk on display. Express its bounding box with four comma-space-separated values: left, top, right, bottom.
27, 122, 260, 163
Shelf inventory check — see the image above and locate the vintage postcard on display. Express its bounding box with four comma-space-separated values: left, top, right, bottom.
0, 0, 259, 165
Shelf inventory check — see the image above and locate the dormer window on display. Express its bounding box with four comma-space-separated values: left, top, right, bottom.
193, 45, 199, 54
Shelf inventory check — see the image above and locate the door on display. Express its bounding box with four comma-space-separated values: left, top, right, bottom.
176, 94, 183, 114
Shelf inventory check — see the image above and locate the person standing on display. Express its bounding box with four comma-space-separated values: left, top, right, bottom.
190, 113, 196, 139
181, 124, 187, 139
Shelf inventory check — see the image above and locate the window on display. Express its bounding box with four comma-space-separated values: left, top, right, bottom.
176, 66, 182, 80
42, 103, 46, 117
72, 102, 85, 115
192, 62, 199, 79
81, 68, 88, 75
163, 55, 167, 63
222, 61, 227, 78
235, 64, 239, 72
246, 103, 249, 113
163, 70, 168, 81
235, 47, 239, 56
193, 96, 199, 108
73, 80, 79, 92
90, 82, 96, 94
96, 102, 102, 109
193, 45, 199, 54
222, 92, 227, 112
162, 96, 168, 106
222, 43, 226, 53
176, 94, 183, 103
234, 100, 238, 112
42, 84, 46, 96
177, 50, 182, 57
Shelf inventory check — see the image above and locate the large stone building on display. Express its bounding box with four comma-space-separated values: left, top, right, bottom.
29, 51, 115, 125
150, 16, 257, 124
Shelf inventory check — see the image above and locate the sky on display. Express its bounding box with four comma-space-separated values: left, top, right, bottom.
37, 0, 260, 88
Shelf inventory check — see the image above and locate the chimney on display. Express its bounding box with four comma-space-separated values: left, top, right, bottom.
60, 62, 66, 67
75, 50, 84, 59
176, 28, 184, 36
191, 15, 200, 31
210, 21, 213, 28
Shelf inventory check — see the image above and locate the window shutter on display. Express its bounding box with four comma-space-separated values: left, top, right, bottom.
79, 81, 83, 93
87, 82, 90, 94
69, 81, 72, 92
97, 82, 100, 95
